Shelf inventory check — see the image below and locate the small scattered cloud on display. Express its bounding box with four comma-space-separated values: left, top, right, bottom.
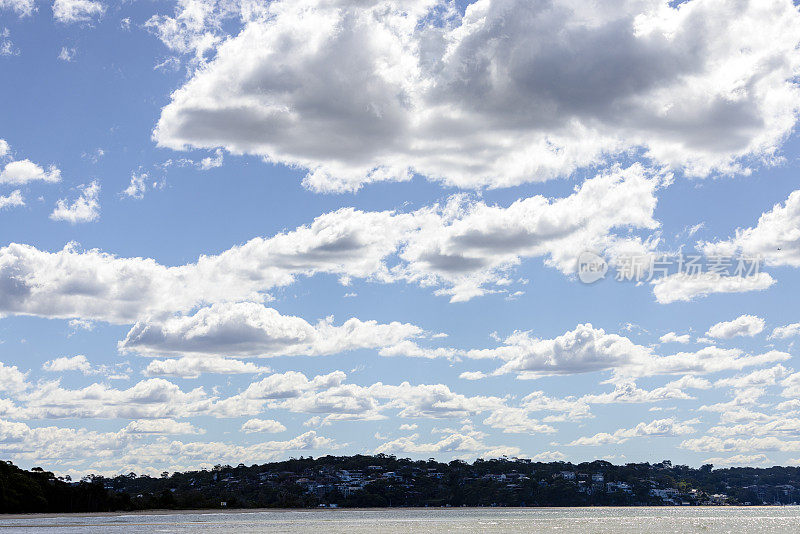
706, 315, 765, 339
50, 180, 100, 223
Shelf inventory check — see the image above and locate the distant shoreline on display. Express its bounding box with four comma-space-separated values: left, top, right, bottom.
0, 504, 792, 519
4, 457, 798, 513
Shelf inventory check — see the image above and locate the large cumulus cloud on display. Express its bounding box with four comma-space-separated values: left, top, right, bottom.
153, 0, 800, 192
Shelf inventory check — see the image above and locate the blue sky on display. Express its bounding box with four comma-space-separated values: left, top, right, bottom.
1, 0, 800, 477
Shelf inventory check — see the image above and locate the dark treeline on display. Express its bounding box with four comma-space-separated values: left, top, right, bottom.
0, 461, 127, 513
4, 455, 800, 513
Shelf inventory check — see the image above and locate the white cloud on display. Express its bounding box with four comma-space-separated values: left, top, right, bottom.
771, 322, 800, 339
0, 419, 334, 475
41, 354, 128, 380
375, 430, 519, 458
567, 418, 695, 446
706, 314, 765, 339
241, 418, 287, 434
0, 139, 9, 157
529, 450, 567, 462
0, 362, 29, 393
153, 0, 800, 192
701, 189, 800, 268
393, 164, 662, 302
0, 28, 16, 57
779, 372, 800, 398
0, 166, 663, 325
702, 454, 770, 466
122, 172, 147, 199
143, 357, 270, 379
714, 365, 790, 388
699, 387, 767, 420
16, 378, 211, 420
459, 323, 788, 379
482, 408, 556, 434
581, 376, 711, 405
52, 0, 105, 23
42, 355, 92, 374
58, 46, 75, 61
0, 160, 61, 185
120, 301, 424, 358
521, 391, 592, 423
707, 415, 800, 439
659, 331, 690, 344
68, 319, 94, 333
651, 272, 775, 303
199, 149, 223, 170
379, 340, 461, 360
144, 0, 238, 63
0, 0, 34, 17
50, 181, 100, 223
0, 190, 24, 210
123, 418, 203, 435
211, 370, 506, 423
681, 435, 800, 453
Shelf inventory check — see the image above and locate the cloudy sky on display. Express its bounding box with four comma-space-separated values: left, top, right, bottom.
1, 0, 800, 477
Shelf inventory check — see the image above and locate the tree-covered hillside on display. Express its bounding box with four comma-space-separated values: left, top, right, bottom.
4, 455, 800, 513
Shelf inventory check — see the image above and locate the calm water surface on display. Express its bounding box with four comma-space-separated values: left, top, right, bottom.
0, 507, 799, 533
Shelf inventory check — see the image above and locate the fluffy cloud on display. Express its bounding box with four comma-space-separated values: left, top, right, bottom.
40, 355, 128, 380
582, 376, 711, 405
0, 160, 61, 185
52, 0, 105, 23
779, 372, 800, 398
121, 172, 147, 200
466, 323, 653, 378
394, 164, 662, 301
375, 430, 519, 458
520, 391, 592, 422
659, 332, 691, 344
144, 0, 239, 63
241, 418, 287, 434
714, 365, 790, 389
681, 435, 800, 453
702, 454, 770, 467
122, 418, 203, 435
0, 420, 129, 463
651, 272, 775, 304
707, 416, 800, 439
702, 188, 800, 268
771, 322, 800, 339
0, 166, 662, 325
529, 450, 567, 462
0, 0, 35, 16
0, 419, 335, 475
143, 357, 270, 379
706, 314, 765, 339
120, 301, 424, 358
50, 181, 100, 223
0, 362, 29, 394
42, 355, 92, 374
482, 408, 556, 434
211, 371, 506, 423
0, 190, 24, 210
457, 323, 789, 379
58, 46, 75, 62
567, 418, 696, 446
15, 378, 212, 420
154, 0, 800, 192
